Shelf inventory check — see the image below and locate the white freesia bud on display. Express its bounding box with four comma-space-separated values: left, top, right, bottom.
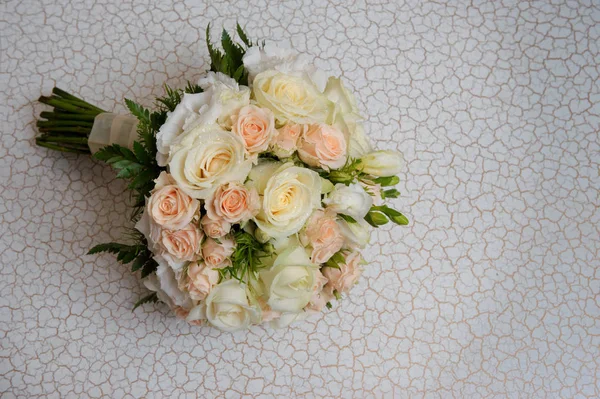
187, 280, 261, 332
360, 150, 404, 177
259, 246, 320, 313
323, 183, 373, 220
337, 217, 372, 249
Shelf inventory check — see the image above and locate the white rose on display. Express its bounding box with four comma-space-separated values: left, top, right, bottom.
259, 246, 320, 313
360, 150, 405, 177
143, 261, 192, 310
186, 280, 261, 332
199, 72, 251, 129
252, 70, 335, 125
338, 217, 372, 249
243, 43, 328, 91
155, 91, 218, 166
247, 161, 321, 238
323, 183, 373, 220
168, 124, 252, 199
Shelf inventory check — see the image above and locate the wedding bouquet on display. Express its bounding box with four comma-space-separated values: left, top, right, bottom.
35, 25, 409, 331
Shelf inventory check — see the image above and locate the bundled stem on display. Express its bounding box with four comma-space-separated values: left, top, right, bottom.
35, 88, 106, 154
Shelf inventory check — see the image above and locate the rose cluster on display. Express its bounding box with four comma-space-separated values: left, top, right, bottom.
136, 44, 405, 331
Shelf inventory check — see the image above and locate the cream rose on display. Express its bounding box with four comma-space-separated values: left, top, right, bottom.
186, 261, 220, 301
301, 209, 344, 264
200, 214, 231, 238
323, 183, 373, 220
205, 182, 260, 224
168, 124, 252, 199
247, 161, 321, 238
186, 280, 261, 332
259, 245, 320, 312
202, 236, 235, 267
360, 150, 405, 177
297, 123, 347, 170
232, 104, 275, 158
159, 223, 203, 264
323, 251, 363, 295
252, 70, 335, 125
271, 123, 305, 158
147, 172, 199, 230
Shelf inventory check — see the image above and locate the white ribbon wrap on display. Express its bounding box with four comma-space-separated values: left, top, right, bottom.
88, 113, 139, 154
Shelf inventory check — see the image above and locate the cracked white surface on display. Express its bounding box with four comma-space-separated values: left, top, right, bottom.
1, 0, 599, 398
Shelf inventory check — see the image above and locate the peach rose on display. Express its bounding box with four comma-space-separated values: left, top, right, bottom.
298, 123, 347, 170
322, 251, 362, 295
302, 209, 344, 264
232, 104, 275, 158
305, 269, 331, 312
201, 214, 231, 238
271, 123, 305, 158
257, 297, 281, 322
147, 172, 200, 230
159, 223, 203, 263
202, 236, 235, 267
205, 182, 260, 223
187, 262, 220, 301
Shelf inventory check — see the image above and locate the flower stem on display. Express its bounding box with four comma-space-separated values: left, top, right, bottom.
36, 87, 107, 154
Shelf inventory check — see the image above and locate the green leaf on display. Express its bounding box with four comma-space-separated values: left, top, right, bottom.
155, 84, 182, 112
236, 23, 251, 47
125, 98, 151, 125
133, 292, 158, 310
206, 24, 224, 72
88, 242, 128, 255
131, 253, 149, 272
185, 81, 203, 94
141, 258, 158, 278
381, 189, 400, 199
222, 29, 244, 68
133, 141, 150, 164
373, 205, 409, 225
373, 176, 400, 186
338, 214, 357, 224
364, 210, 389, 227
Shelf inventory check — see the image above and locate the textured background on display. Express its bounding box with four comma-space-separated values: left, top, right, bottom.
1, 0, 599, 398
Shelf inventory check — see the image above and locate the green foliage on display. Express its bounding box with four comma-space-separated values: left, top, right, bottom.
381, 188, 400, 199
364, 209, 389, 227
155, 84, 182, 112
338, 214, 357, 224
326, 302, 333, 310
372, 175, 400, 186
206, 24, 251, 85
133, 292, 158, 310
88, 242, 145, 263
219, 230, 273, 282
364, 205, 409, 227
321, 158, 364, 185
324, 250, 347, 269
184, 81, 203, 94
